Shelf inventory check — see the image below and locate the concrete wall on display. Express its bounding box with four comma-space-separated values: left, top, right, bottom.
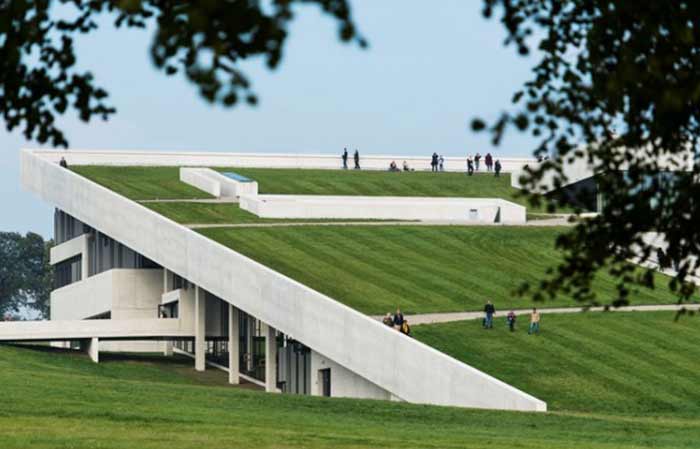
240, 195, 526, 224
51, 269, 113, 320
50, 234, 88, 265
180, 168, 221, 197
30, 149, 536, 173
311, 350, 391, 400
21, 149, 546, 411
0, 318, 190, 341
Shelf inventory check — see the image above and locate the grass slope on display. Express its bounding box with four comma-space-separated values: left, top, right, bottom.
144, 202, 405, 225
414, 311, 700, 416
72, 166, 549, 211
2, 343, 699, 449
199, 226, 679, 315
72, 166, 213, 200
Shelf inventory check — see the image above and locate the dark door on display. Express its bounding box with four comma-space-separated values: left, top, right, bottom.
320, 368, 331, 397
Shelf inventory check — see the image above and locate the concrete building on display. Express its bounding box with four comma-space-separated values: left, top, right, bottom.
0, 149, 546, 412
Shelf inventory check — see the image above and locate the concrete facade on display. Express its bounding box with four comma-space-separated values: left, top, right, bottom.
30, 149, 535, 173
240, 194, 526, 224
15, 149, 546, 412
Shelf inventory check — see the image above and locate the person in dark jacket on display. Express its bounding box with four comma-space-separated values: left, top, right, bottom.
342, 148, 348, 169
393, 308, 405, 330
483, 300, 495, 329
467, 156, 474, 176
474, 153, 482, 171
59, 157, 68, 168
485, 153, 493, 172
506, 310, 516, 332
354, 149, 361, 169
494, 159, 502, 177
431, 152, 439, 172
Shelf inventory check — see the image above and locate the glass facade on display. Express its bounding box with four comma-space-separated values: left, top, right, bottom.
54, 255, 82, 289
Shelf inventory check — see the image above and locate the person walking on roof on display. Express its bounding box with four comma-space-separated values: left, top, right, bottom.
354, 149, 361, 169
494, 159, 502, 177
342, 148, 348, 169
431, 152, 439, 172
485, 153, 493, 172
528, 308, 541, 334
438, 154, 445, 171
475, 153, 482, 171
483, 300, 495, 329
467, 155, 474, 176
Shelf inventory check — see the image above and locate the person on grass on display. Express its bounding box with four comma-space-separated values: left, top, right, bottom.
393, 308, 405, 331
342, 147, 348, 169
483, 300, 495, 329
382, 313, 394, 327
400, 319, 411, 336
528, 308, 541, 335
467, 156, 474, 176
494, 159, 502, 177
507, 310, 516, 332
354, 149, 361, 169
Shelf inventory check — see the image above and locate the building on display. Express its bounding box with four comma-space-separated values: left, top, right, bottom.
0, 149, 546, 412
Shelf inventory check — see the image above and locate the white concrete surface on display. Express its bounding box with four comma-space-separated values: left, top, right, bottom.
180, 167, 221, 197
207, 170, 259, 197
30, 149, 535, 173
86, 337, 99, 363
311, 350, 391, 400
19, 149, 546, 411
194, 286, 205, 371
50, 234, 89, 265
228, 305, 240, 385
265, 324, 278, 393
0, 318, 190, 341
240, 194, 526, 224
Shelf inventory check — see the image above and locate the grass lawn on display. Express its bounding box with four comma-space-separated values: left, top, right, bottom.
72, 166, 556, 212
2, 343, 699, 449
198, 226, 681, 315
72, 166, 214, 200
143, 202, 407, 225
413, 311, 700, 417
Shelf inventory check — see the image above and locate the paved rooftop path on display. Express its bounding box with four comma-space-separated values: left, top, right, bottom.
138, 198, 238, 204
373, 303, 700, 325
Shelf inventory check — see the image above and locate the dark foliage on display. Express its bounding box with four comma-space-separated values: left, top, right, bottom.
0, 0, 363, 147
0, 232, 52, 318
477, 1, 700, 305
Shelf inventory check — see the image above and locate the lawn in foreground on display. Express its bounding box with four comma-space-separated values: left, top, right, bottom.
199, 226, 680, 315
1, 344, 698, 449
414, 311, 700, 416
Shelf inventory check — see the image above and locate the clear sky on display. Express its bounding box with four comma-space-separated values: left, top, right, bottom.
0, 1, 537, 237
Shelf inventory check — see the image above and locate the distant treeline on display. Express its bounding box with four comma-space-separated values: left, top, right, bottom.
0, 232, 52, 320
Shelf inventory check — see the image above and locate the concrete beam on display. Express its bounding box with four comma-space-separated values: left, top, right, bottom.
265, 324, 277, 393
228, 305, 240, 385
194, 286, 206, 371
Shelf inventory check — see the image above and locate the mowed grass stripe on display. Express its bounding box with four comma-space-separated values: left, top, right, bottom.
413, 312, 700, 416
200, 226, 682, 315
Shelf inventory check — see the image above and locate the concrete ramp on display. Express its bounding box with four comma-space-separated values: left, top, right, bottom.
0, 318, 191, 342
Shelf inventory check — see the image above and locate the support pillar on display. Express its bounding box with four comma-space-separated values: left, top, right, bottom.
265, 324, 278, 393
194, 286, 206, 371
80, 234, 90, 280
84, 337, 99, 363
163, 341, 173, 357
228, 305, 240, 384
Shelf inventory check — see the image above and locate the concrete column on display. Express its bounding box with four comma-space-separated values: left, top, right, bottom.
246, 317, 254, 372
163, 341, 173, 357
194, 286, 206, 371
265, 323, 278, 393
80, 234, 90, 280
84, 337, 99, 363
228, 305, 240, 384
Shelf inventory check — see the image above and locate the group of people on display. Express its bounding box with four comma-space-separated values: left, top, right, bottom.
466, 153, 501, 176
342, 148, 362, 169
382, 308, 411, 336
483, 301, 541, 334
341, 149, 502, 176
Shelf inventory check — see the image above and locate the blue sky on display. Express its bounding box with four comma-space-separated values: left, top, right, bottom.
0, 1, 537, 237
